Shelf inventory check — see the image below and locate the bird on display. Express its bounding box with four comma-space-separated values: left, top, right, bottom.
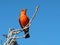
19, 9, 30, 38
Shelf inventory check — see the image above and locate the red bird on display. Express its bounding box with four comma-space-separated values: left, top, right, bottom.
19, 9, 30, 38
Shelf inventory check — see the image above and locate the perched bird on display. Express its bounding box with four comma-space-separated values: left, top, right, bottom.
19, 9, 30, 38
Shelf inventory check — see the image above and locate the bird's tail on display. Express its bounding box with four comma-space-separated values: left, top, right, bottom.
24, 28, 30, 38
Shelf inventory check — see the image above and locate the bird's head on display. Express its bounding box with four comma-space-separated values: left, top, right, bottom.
20, 9, 27, 15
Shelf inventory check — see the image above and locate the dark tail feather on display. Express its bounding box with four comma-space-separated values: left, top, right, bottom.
25, 32, 30, 38
24, 28, 30, 38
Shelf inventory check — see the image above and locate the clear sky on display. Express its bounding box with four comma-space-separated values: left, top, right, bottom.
0, 0, 60, 45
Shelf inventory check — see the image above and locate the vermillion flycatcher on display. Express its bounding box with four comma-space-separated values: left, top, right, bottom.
19, 9, 30, 38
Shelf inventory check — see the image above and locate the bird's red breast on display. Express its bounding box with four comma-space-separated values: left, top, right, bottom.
19, 9, 29, 28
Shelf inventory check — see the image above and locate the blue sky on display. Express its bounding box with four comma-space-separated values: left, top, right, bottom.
0, 0, 60, 45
